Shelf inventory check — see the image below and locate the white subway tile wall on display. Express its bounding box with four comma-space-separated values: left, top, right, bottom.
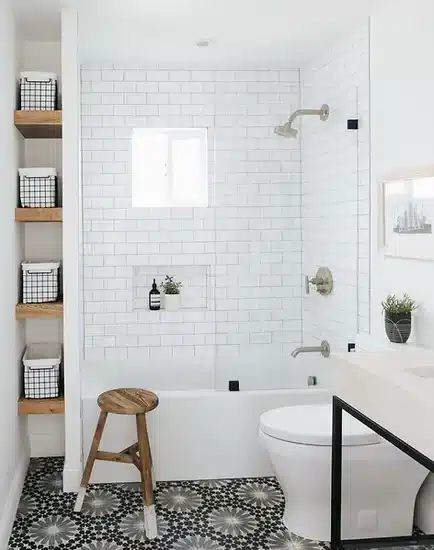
301, 24, 370, 349
81, 68, 303, 385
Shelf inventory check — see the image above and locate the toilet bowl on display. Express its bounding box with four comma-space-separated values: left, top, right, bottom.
259, 404, 428, 542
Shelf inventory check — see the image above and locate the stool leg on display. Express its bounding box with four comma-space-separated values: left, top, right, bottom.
146, 437, 157, 491
74, 410, 107, 512
151, 464, 157, 491
136, 413, 157, 539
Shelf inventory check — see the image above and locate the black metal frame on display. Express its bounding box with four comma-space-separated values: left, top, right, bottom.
331, 396, 434, 550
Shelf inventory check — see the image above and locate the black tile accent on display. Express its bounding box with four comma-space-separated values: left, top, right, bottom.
347, 119, 359, 130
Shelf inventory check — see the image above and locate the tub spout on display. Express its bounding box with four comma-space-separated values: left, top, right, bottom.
291, 341, 330, 358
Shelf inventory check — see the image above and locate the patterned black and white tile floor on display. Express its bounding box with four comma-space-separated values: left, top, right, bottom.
8, 457, 330, 550
7, 457, 430, 550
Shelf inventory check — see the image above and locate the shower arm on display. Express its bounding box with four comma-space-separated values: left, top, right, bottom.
287, 108, 328, 125
274, 104, 329, 138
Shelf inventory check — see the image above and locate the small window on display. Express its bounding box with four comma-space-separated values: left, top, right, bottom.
132, 128, 208, 208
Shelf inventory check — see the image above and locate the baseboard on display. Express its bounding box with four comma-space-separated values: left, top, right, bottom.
63, 465, 81, 493
0, 453, 29, 548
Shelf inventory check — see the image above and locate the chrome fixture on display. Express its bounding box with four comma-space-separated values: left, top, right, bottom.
274, 104, 330, 138
291, 340, 330, 358
305, 267, 333, 296
307, 375, 318, 386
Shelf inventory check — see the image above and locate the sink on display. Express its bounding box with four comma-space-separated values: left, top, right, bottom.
406, 366, 434, 378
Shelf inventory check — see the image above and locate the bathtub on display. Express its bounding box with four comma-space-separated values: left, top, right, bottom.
82, 387, 331, 483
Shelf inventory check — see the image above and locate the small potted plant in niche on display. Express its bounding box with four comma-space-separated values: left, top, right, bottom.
161, 275, 183, 311
381, 293, 417, 343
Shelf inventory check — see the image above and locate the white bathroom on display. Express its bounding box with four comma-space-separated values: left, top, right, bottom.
2, 0, 434, 549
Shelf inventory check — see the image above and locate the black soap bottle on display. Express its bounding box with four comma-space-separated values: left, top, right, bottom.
149, 279, 161, 310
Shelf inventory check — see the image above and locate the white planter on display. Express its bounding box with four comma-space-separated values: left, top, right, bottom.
164, 293, 181, 311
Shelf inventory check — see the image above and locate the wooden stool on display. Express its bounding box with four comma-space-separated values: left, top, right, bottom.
74, 388, 159, 538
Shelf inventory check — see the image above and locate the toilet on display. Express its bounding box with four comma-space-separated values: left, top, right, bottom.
259, 403, 428, 542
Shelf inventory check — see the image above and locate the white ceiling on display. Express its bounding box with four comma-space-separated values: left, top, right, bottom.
14, 0, 382, 67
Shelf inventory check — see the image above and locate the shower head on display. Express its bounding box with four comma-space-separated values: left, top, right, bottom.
274, 104, 330, 139
274, 122, 298, 138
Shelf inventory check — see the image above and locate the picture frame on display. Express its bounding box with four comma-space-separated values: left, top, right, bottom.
379, 166, 434, 260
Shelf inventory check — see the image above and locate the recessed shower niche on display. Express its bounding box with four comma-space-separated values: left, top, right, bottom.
133, 265, 211, 310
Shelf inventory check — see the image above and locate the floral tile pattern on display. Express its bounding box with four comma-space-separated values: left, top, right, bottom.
238, 481, 284, 508
156, 486, 202, 513
208, 507, 258, 536
81, 490, 121, 517
7, 457, 429, 550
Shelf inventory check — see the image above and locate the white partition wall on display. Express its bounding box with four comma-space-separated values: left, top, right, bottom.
62, 5, 83, 493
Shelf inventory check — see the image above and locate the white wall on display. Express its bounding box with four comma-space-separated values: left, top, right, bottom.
301, 23, 370, 351
21, 41, 62, 101
0, 2, 29, 546
81, 67, 305, 392
370, 0, 434, 346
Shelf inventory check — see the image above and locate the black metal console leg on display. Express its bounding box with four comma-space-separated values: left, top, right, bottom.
331, 396, 343, 550
331, 396, 434, 550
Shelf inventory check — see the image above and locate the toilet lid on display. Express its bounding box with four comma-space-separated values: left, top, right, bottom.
260, 404, 380, 446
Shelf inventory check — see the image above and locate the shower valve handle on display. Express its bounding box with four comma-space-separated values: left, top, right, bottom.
305, 276, 324, 294
305, 268, 333, 296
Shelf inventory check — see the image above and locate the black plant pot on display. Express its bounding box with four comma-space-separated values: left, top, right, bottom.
384, 312, 412, 343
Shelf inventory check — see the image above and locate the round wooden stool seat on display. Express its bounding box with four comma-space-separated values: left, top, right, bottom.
98, 388, 159, 415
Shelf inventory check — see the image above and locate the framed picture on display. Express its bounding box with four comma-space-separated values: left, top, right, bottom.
380, 167, 434, 260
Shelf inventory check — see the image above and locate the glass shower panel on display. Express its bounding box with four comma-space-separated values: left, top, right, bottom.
301, 86, 361, 356
213, 82, 303, 391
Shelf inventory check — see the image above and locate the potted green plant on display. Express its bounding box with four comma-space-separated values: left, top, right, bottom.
161, 276, 183, 311
381, 293, 417, 343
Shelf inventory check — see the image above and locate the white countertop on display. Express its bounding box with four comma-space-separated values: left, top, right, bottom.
331, 344, 434, 461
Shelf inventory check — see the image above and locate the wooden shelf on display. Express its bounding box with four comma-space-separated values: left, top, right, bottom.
14, 110, 62, 139
16, 301, 63, 319
18, 396, 64, 415
15, 207, 62, 222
